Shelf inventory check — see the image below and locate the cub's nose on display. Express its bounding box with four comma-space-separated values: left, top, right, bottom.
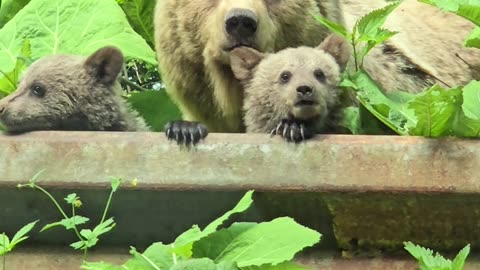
296, 85, 313, 96
225, 9, 258, 41
0, 105, 5, 115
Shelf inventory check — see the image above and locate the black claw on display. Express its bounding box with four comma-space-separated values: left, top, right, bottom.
164, 120, 209, 146
270, 118, 313, 143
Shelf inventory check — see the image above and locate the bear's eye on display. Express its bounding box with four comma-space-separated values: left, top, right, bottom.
31, 84, 46, 98
280, 71, 292, 83
314, 69, 325, 82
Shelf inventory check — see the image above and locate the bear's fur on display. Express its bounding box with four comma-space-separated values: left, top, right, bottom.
154, 0, 344, 137
155, 0, 480, 143
340, 0, 480, 92
230, 34, 351, 142
0, 46, 149, 133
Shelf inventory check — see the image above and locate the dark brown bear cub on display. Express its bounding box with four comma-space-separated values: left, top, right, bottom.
230, 34, 351, 142
0, 46, 149, 133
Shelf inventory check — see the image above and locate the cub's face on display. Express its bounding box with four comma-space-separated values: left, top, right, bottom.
254, 48, 342, 119
230, 34, 351, 121
0, 47, 124, 133
203, 0, 318, 63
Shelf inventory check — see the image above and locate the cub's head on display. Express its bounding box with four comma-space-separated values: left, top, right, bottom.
202, 0, 324, 63
0, 46, 124, 133
230, 34, 350, 124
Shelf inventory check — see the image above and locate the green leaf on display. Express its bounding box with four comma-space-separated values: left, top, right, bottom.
196, 217, 321, 268
312, 14, 349, 38
349, 70, 416, 135
92, 218, 116, 237
340, 106, 362, 134
356, 1, 401, 41
0, 233, 10, 255
41, 216, 90, 232
0, 0, 30, 27
170, 258, 239, 270
452, 244, 470, 270
65, 193, 78, 204
172, 191, 255, 258
406, 85, 461, 137
462, 80, 480, 120
404, 241, 470, 270
110, 177, 121, 192
10, 220, 38, 246
0, 38, 31, 95
0, 0, 156, 81
119, 243, 177, 270
127, 90, 182, 132
118, 0, 155, 48
465, 27, 480, 48
193, 223, 256, 260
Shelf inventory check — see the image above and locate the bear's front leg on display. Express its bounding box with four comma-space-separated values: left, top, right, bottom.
164, 120, 209, 146
270, 118, 315, 143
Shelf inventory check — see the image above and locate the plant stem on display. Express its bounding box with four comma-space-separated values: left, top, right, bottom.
100, 189, 115, 224
120, 77, 149, 92
71, 203, 89, 260
33, 185, 84, 245
351, 32, 359, 72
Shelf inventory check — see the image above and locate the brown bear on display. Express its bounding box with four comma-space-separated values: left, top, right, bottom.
154, 0, 345, 144
154, 0, 480, 144
230, 34, 351, 142
0, 46, 149, 133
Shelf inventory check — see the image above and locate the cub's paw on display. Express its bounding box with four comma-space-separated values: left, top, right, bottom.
164, 120, 208, 146
270, 119, 314, 143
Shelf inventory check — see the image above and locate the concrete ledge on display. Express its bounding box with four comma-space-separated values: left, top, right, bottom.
0, 131, 479, 193
2, 131, 480, 260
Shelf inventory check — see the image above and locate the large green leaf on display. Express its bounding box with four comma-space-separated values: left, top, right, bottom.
194, 218, 321, 268
0, 0, 30, 27
118, 0, 155, 48
127, 90, 182, 132
0, 0, 156, 79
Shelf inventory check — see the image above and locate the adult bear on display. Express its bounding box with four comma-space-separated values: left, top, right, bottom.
154, 0, 344, 144
154, 0, 480, 144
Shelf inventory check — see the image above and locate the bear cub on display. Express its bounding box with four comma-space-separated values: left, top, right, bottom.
0, 46, 149, 133
230, 34, 351, 142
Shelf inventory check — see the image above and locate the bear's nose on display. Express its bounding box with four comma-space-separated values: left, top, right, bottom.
225, 9, 258, 40
296, 86, 313, 96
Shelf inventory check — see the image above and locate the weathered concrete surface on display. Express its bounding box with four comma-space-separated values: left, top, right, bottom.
2, 131, 480, 261
0, 131, 479, 192
6, 247, 480, 270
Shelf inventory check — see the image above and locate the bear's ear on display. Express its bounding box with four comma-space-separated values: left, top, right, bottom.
317, 34, 351, 71
85, 46, 124, 86
230, 47, 265, 81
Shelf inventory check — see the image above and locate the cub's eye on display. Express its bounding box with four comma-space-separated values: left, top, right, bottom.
31, 85, 46, 98
314, 69, 325, 82
280, 71, 292, 83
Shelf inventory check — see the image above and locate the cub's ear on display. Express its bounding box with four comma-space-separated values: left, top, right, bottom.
230, 47, 264, 81
85, 46, 124, 85
317, 34, 351, 71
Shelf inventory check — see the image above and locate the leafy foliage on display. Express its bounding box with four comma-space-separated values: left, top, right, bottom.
404, 241, 470, 270
0, 0, 156, 77
82, 191, 322, 270
0, 220, 38, 256
0, 0, 30, 27
116, 0, 156, 49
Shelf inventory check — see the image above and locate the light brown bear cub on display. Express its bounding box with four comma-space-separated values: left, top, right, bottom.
0, 46, 149, 133
230, 34, 351, 142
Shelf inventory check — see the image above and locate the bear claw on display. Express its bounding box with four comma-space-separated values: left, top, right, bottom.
270, 119, 313, 143
164, 120, 208, 146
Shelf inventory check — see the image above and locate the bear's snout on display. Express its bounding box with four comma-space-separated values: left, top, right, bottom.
224, 8, 258, 42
